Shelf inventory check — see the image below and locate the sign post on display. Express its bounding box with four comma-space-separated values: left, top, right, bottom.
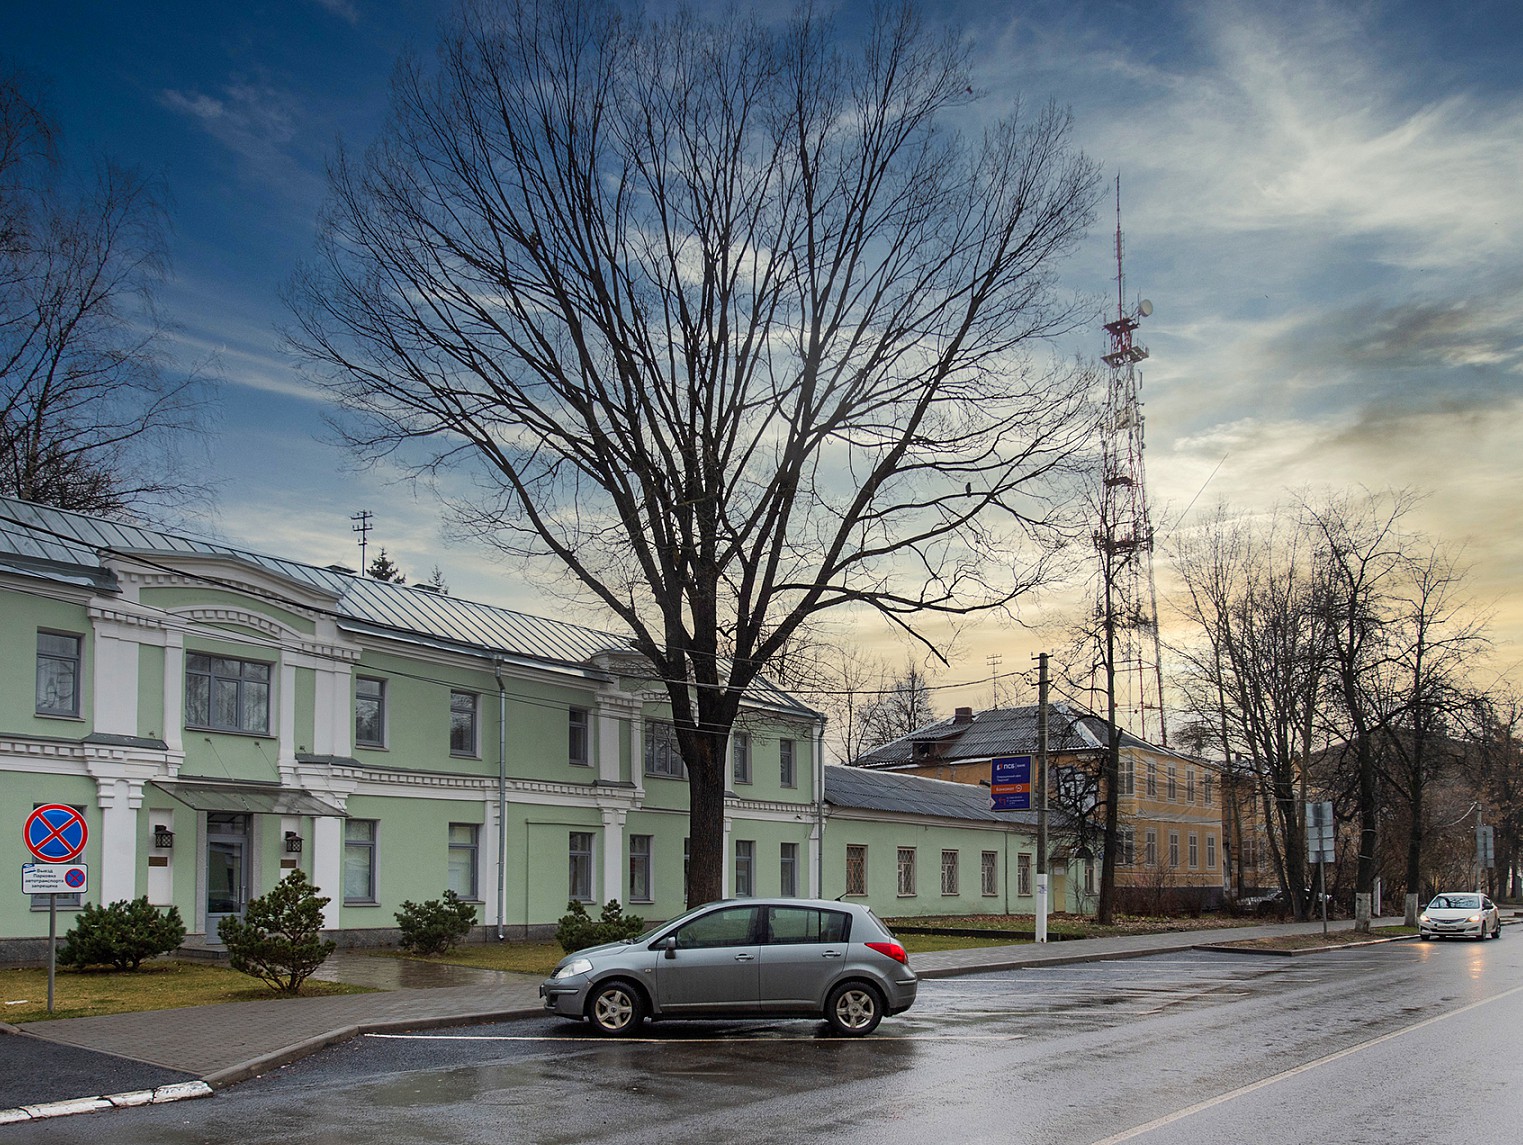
1306, 801, 1334, 936
23, 805, 88, 1014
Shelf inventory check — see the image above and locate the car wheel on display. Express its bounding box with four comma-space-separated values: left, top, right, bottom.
586, 980, 645, 1036
825, 981, 884, 1037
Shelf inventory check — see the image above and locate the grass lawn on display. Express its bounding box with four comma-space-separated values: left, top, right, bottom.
377, 940, 566, 977
886, 913, 1262, 939
1211, 925, 1418, 952
1, 961, 373, 1023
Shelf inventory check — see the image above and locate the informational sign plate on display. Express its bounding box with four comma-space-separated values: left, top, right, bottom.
990, 755, 1033, 811
24, 804, 88, 863
22, 863, 88, 894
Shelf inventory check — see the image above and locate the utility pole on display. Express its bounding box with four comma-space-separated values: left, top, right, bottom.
1036, 652, 1050, 943
987, 653, 1004, 709
351, 510, 373, 573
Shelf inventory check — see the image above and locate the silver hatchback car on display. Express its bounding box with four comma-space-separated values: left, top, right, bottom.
540, 898, 918, 1036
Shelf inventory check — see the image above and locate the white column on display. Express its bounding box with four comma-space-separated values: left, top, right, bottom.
277, 661, 298, 778
91, 627, 140, 736
721, 816, 733, 899
162, 634, 185, 754
601, 808, 626, 905
313, 815, 344, 929
94, 776, 142, 903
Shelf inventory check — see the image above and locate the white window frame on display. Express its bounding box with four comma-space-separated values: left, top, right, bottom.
186, 653, 271, 735
644, 720, 685, 779
568, 706, 590, 766
569, 831, 595, 902
779, 738, 797, 788
448, 823, 480, 900
355, 675, 386, 748
981, 851, 998, 896
629, 834, 653, 903
897, 847, 917, 897
734, 839, 755, 897
940, 849, 959, 896
732, 732, 752, 785
344, 819, 378, 904
845, 844, 867, 896
1017, 852, 1033, 896
450, 690, 479, 757
36, 631, 83, 718
779, 841, 798, 898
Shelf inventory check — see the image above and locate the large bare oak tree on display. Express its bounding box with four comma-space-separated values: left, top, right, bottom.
288, 0, 1100, 906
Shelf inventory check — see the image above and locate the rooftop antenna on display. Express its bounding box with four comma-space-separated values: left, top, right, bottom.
351, 510, 373, 575
1095, 174, 1167, 746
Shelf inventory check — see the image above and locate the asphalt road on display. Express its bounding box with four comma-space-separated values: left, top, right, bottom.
16, 935, 1521, 1144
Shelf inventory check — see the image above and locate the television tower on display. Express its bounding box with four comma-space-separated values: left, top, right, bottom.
1094, 176, 1167, 745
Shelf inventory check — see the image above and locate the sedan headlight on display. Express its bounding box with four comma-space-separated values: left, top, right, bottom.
1418, 914, 1430, 924
553, 957, 594, 980
1466, 914, 1483, 924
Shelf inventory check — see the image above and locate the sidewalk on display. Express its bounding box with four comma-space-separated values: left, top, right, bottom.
1, 916, 1412, 1124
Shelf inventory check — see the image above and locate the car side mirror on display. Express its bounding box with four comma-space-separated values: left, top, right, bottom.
663, 936, 678, 959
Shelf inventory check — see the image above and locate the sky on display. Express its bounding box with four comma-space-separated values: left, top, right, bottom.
8, 0, 1523, 719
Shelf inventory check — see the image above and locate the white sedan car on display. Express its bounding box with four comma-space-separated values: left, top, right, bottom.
1418, 892, 1501, 940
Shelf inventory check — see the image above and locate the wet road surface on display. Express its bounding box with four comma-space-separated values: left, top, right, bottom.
18, 936, 1523, 1144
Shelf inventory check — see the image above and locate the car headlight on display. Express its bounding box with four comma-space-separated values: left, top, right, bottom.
1418, 914, 1430, 924
553, 957, 594, 980
1467, 914, 1483, 924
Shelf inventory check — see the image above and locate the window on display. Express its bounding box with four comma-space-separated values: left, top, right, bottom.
766, 905, 849, 944
732, 732, 751, 785
344, 819, 378, 903
845, 844, 867, 896
1188, 833, 1199, 869
569, 831, 594, 902
683, 838, 691, 902
354, 676, 385, 747
448, 823, 479, 899
780, 841, 798, 898
981, 851, 998, 896
568, 707, 590, 765
1017, 853, 1033, 896
1145, 760, 1157, 798
1084, 859, 1095, 895
673, 905, 758, 949
1206, 833, 1218, 870
734, 839, 755, 896
644, 720, 684, 778
1241, 833, 1259, 868
779, 738, 797, 788
1186, 769, 1196, 804
186, 653, 270, 735
1119, 826, 1136, 866
1119, 756, 1134, 796
629, 835, 653, 902
450, 691, 478, 756
36, 632, 82, 717
940, 850, 959, 896
1166, 765, 1177, 801
1144, 829, 1157, 867
1204, 774, 1214, 807
1168, 832, 1180, 869
897, 847, 916, 896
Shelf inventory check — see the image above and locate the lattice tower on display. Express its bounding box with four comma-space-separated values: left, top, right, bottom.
1094, 177, 1167, 745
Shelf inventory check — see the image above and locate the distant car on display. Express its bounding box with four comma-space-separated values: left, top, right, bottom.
539, 898, 918, 1036
1419, 892, 1501, 941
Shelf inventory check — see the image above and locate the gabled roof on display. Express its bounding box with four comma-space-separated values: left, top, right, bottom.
0, 496, 812, 715
823, 763, 1047, 828
853, 703, 1192, 769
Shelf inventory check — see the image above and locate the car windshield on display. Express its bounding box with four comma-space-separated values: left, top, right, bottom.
1429, 894, 1481, 910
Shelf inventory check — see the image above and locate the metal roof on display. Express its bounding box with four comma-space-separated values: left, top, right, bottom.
824, 764, 1048, 829
853, 704, 1190, 769
0, 496, 811, 712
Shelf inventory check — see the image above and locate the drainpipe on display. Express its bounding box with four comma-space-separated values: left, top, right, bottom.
494, 660, 507, 941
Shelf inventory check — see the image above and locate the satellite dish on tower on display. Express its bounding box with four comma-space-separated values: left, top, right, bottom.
1137, 299, 1154, 318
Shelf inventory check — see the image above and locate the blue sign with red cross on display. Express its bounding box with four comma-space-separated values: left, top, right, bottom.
24, 805, 88, 863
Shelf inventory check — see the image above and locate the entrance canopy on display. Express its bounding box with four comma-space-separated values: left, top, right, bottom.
152, 780, 346, 818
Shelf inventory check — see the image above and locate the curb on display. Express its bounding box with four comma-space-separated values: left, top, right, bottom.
0, 1081, 211, 1125
202, 1006, 544, 1089
1193, 934, 1418, 957
914, 938, 1208, 978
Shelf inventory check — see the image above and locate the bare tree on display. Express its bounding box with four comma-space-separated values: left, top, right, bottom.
1168, 504, 1329, 920
287, 1, 1100, 905
0, 74, 211, 519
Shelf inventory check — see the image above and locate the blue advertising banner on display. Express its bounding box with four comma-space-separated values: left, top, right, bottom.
990, 755, 1032, 811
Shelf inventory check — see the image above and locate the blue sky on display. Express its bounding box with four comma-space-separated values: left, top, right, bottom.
9, 0, 1523, 701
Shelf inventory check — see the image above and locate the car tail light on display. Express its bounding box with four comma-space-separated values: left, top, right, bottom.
866, 940, 908, 964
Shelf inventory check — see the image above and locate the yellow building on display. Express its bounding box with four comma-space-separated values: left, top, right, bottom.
852, 704, 1226, 912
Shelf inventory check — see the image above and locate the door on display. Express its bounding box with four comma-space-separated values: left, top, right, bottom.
757, 905, 852, 1010
206, 813, 249, 939
653, 905, 761, 1014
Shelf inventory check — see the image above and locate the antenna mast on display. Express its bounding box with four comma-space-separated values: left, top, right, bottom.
1095, 176, 1167, 745
351, 510, 374, 574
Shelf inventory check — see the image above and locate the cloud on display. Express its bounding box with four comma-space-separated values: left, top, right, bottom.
309, 0, 360, 26
158, 79, 323, 202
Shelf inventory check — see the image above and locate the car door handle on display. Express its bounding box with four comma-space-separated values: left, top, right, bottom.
733, 953, 755, 962
821, 950, 843, 959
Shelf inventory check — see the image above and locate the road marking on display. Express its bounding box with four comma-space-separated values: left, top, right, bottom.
365, 1032, 1026, 1045
1087, 981, 1523, 1144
